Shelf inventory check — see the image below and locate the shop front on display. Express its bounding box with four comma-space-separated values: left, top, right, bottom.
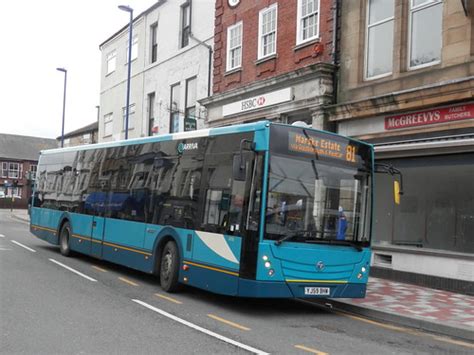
200, 64, 335, 130
337, 102, 474, 294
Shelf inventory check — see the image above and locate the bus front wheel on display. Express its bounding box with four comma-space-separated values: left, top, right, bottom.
59, 222, 72, 257
160, 241, 180, 292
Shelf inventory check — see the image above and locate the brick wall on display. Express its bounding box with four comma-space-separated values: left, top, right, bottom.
213, 0, 335, 94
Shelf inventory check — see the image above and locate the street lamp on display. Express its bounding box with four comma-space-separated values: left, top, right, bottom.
119, 4, 133, 140
56, 67, 67, 148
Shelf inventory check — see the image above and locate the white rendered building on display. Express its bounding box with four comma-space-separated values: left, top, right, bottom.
99, 0, 214, 142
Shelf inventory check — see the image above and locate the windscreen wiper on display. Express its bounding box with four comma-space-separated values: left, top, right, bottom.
275, 233, 303, 246
306, 239, 363, 252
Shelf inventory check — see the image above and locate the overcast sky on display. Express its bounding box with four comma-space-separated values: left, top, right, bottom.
0, 0, 158, 139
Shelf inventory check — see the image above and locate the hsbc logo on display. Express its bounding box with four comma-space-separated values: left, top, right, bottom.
241, 96, 266, 111
223, 88, 293, 117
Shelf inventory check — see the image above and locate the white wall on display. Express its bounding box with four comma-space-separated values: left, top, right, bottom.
99, 0, 215, 142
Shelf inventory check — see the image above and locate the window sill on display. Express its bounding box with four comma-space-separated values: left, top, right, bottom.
224, 67, 242, 76
364, 72, 393, 82
255, 54, 277, 66
124, 58, 137, 66
408, 60, 441, 72
293, 38, 320, 52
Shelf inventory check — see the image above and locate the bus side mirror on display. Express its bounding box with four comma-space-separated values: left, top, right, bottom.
394, 180, 401, 205
374, 163, 404, 206
232, 155, 246, 181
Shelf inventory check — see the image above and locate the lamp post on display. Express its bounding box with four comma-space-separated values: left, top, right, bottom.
56, 67, 67, 148
119, 4, 133, 140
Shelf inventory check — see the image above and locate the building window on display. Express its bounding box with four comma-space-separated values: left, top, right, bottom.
185, 77, 197, 131
180, 1, 191, 48
63, 138, 71, 147
365, 0, 394, 79
258, 3, 278, 59
409, 0, 443, 69
150, 22, 158, 63
82, 133, 92, 144
0, 162, 7, 178
297, 0, 319, 44
226, 22, 243, 71
8, 163, 21, 178
30, 165, 37, 180
126, 36, 138, 63
148, 92, 156, 136
6, 187, 22, 198
106, 51, 117, 75
170, 83, 181, 133
104, 113, 113, 137
122, 103, 136, 131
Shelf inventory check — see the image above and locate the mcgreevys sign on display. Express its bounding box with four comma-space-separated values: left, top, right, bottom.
385, 103, 474, 130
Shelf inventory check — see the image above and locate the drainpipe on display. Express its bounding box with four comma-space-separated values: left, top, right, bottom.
189, 32, 213, 97
332, 0, 341, 106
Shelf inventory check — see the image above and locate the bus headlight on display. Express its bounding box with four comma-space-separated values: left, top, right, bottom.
361, 267, 367, 273
357, 273, 363, 279
262, 255, 269, 261
264, 261, 271, 268
268, 269, 275, 276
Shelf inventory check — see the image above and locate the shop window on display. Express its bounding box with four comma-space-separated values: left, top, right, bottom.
170, 83, 181, 133
374, 153, 474, 254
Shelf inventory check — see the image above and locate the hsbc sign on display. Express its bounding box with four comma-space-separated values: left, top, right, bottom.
223, 88, 293, 117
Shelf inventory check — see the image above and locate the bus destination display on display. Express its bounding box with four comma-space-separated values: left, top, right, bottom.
288, 131, 357, 163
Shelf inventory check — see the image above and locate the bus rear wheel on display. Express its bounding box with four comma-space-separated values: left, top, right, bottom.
59, 222, 72, 257
160, 241, 180, 292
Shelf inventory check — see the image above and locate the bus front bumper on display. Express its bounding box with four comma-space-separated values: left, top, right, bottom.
237, 279, 367, 299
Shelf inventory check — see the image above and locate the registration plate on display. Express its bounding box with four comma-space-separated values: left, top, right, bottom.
304, 287, 330, 296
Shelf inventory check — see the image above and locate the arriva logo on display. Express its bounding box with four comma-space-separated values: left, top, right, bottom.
177, 142, 198, 154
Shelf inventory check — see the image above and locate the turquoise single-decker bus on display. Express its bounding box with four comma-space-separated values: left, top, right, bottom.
30, 121, 373, 298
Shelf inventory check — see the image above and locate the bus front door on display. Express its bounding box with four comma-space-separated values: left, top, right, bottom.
90, 216, 105, 258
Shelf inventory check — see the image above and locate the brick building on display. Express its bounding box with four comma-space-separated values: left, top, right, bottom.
201, 0, 337, 129
332, 0, 474, 292
56, 121, 99, 147
0, 134, 56, 209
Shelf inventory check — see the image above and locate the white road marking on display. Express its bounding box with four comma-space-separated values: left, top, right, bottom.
0, 234, 5, 238
11, 240, 36, 252
49, 259, 97, 282
132, 300, 269, 355
0, 247, 12, 251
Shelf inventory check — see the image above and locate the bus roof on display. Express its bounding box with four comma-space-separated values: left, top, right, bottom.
40, 120, 372, 155
40, 121, 270, 155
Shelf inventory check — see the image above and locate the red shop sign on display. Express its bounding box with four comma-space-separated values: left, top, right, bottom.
385, 103, 474, 130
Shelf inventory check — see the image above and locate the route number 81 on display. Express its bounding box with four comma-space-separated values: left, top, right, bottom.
346, 145, 356, 163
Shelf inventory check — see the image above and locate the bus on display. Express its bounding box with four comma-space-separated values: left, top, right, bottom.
30, 121, 377, 298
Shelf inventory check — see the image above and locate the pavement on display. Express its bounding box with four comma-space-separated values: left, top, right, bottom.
8, 209, 474, 342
